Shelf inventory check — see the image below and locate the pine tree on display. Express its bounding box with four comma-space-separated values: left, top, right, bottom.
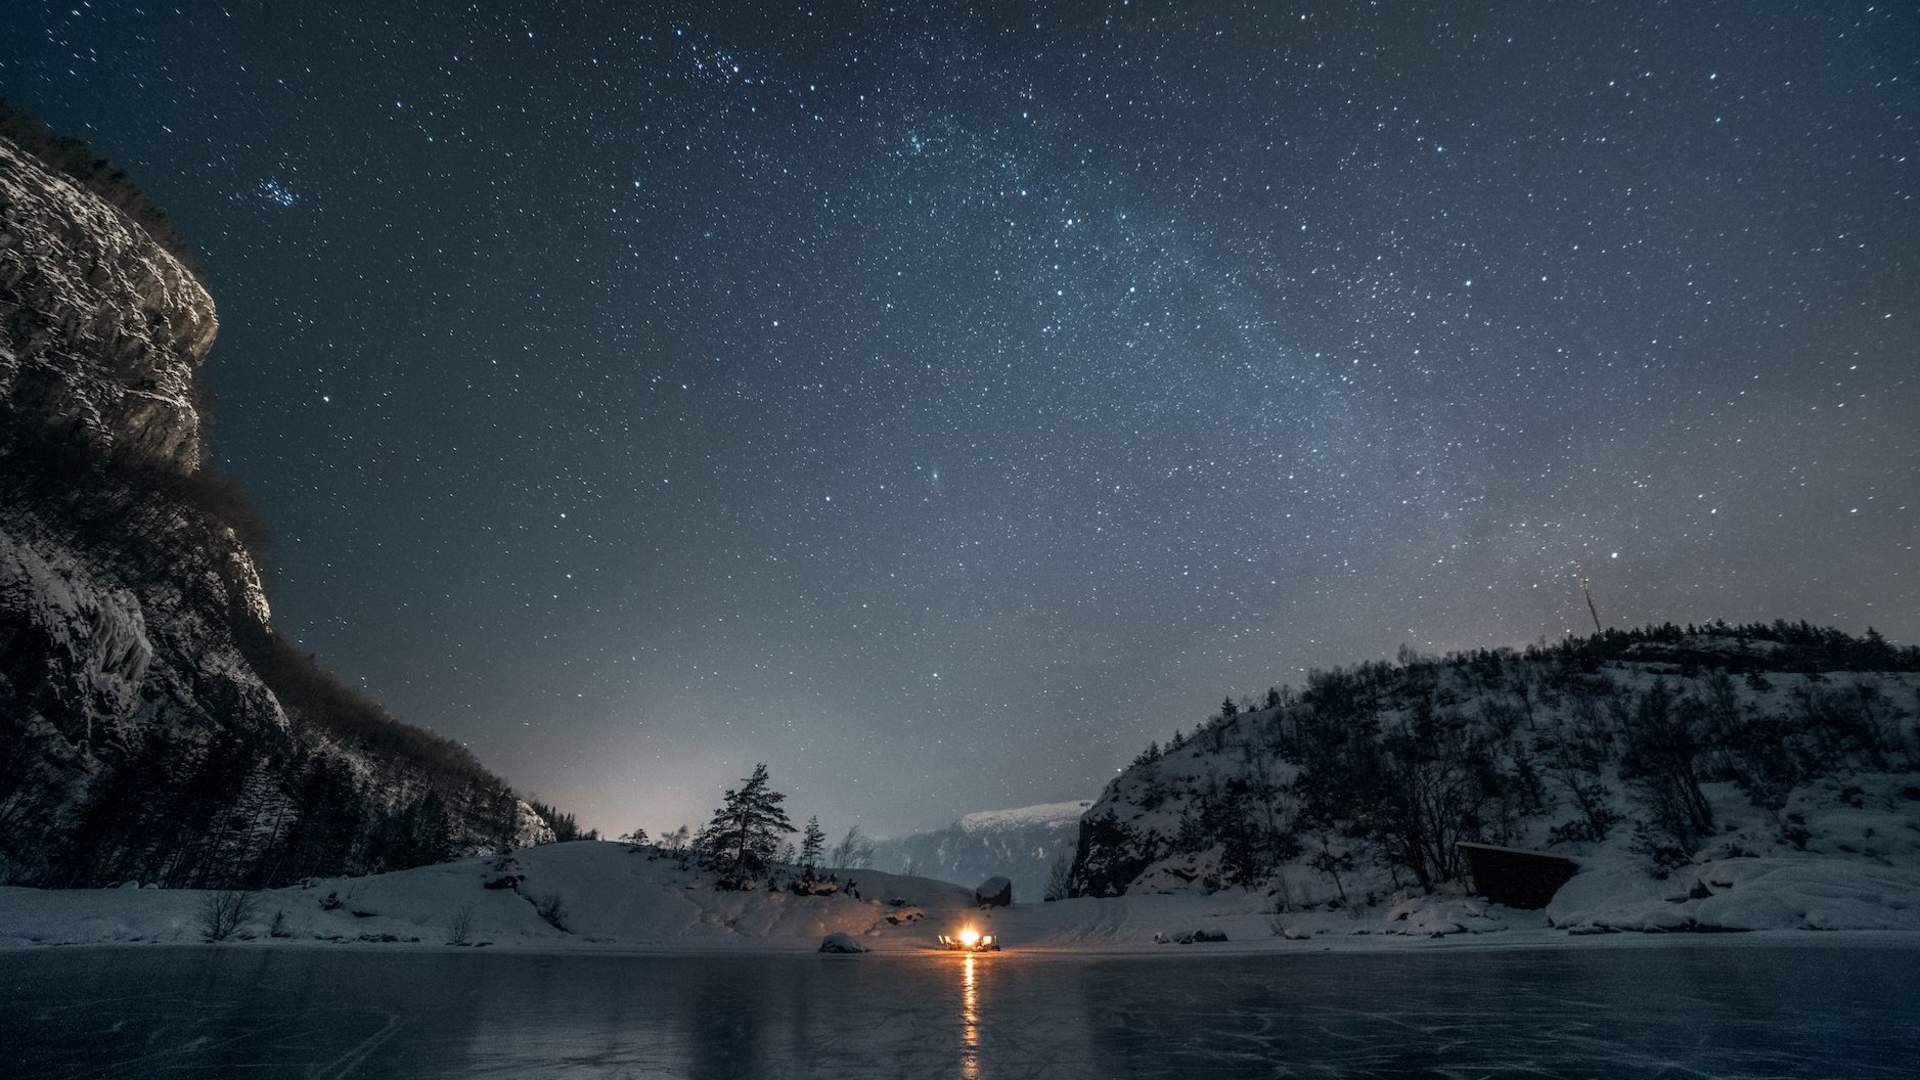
694, 764, 795, 887
799, 815, 826, 878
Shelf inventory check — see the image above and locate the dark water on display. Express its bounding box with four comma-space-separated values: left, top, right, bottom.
3, 943, 1915, 1078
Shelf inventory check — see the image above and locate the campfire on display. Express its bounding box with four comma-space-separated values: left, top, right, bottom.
938, 926, 1000, 952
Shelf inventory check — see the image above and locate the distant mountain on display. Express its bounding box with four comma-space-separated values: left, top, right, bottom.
872, 799, 1091, 900
0, 113, 550, 888
1069, 622, 1920, 931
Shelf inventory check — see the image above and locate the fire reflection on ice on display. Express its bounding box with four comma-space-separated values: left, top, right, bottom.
961, 953, 979, 1080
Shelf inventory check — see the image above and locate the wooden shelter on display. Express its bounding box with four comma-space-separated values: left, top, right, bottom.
1458, 842, 1580, 909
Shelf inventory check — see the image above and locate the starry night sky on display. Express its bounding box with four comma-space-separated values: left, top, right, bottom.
5, 2, 1916, 837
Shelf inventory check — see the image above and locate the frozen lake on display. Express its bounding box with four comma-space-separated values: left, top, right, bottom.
5, 942, 1916, 1078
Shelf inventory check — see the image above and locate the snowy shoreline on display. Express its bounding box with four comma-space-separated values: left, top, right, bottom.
5, 840, 1917, 959
7, 926, 1918, 961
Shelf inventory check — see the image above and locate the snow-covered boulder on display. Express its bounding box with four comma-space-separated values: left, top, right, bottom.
1382, 894, 1508, 937
818, 932, 868, 954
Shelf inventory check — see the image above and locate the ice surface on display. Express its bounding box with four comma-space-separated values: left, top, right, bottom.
4, 943, 1916, 1078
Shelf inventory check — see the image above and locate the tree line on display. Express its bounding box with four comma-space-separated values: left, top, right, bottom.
614, 764, 879, 891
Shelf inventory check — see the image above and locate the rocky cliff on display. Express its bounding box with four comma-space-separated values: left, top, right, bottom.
1068, 624, 1920, 925
0, 120, 549, 888
0, 135, 213, 471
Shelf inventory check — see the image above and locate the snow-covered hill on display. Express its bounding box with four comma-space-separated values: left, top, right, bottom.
0, 841, 979, 952
1068, 624, 1920, 934
872, 799, 1091, 900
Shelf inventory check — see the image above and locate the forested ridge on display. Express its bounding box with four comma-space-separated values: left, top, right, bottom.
1070, 622, 1920, 901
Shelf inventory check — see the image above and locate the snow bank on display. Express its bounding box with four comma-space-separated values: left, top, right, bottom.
1379, 894, 1510, 938
0, 841, 976, 952
1547, 856, 1920, 934
6, 840, 1918, 957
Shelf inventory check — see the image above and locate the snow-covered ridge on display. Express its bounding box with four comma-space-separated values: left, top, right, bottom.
958, 800, 1093, 834
872, 799, 1092, 900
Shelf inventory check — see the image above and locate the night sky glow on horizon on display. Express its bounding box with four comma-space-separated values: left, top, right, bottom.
5, 2, 1915, 837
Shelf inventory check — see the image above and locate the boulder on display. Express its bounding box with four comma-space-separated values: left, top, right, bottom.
1161, 929, 1228, 944
818, 932, 867, 954
974, 876, 1012, 907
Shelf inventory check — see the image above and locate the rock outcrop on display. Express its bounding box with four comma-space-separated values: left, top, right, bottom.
0, 139, 213, 471
972, 875, 1012, 907
0, 122, 549, 888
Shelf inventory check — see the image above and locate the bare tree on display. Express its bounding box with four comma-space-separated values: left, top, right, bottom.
829, 824, 874, 869
198, 889, 256, 941
535, 893, 568, 932
446, 901, 476, 945
1621, 680, 1714, 866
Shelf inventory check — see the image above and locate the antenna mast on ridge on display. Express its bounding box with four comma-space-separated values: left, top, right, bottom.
1575, 564, 1604, 635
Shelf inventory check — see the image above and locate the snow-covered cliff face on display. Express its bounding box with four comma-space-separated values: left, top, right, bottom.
872, 799, 1091, 900
1069, 627, 1920, 918
0, 140, 214, 472
0, 131, 549, 887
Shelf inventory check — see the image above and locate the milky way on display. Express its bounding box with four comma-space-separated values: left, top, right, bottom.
6, 2, 1915, 835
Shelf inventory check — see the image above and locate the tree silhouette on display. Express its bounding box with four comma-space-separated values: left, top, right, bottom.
695, 764, 795, 887
799, 816, 826, 878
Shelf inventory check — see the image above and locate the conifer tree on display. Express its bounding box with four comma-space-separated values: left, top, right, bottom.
799, 815, 826, 878
694, 764, 795, 887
